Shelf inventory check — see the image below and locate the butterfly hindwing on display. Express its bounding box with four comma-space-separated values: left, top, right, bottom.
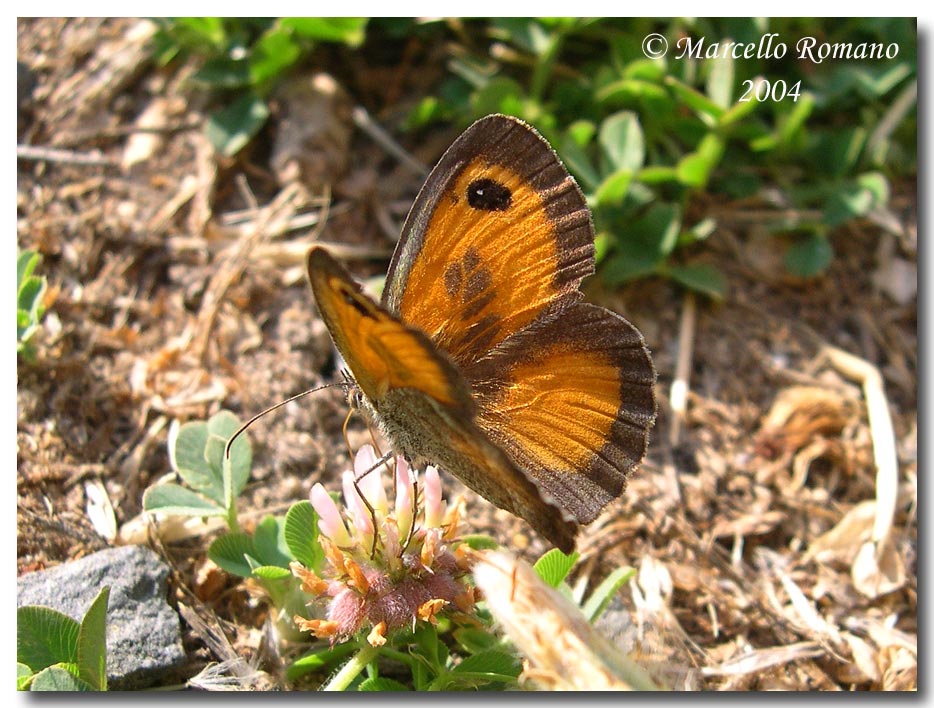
470, 303, 657, 524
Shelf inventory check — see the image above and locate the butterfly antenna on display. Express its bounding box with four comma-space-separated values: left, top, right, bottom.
225, 382, 350, 459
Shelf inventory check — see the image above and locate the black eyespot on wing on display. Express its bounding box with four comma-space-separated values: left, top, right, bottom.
467, 178, 511, 212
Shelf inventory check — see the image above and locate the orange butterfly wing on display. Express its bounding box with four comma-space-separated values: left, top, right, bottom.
306, 247, 474, 412
309, 115, 656, 551
470, 303, 657, 525
382, 115, 593, 367
307, 246, 579, 552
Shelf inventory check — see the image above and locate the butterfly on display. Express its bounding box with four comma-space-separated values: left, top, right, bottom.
307, 114, 656, 553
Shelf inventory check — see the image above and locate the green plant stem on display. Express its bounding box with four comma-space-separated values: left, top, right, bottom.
321, 644, 380, 691
226, 505, 241, 533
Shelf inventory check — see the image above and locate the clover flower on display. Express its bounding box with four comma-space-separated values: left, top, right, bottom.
292, 445, 474, 646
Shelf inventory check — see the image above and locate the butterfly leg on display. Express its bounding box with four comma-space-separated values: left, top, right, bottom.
352, 449, 395, 559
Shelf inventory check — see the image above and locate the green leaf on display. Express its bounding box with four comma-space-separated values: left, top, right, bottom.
280, 17, 367, 46
17, 249, 47, 349
559, 133, 600, 193
823, 184, 871, 226
18, 276, 45, 320
623, 58, 667, 81
448, 54, 495, 90
492, 18, 554, 56
469, 76, 525, 118
76, 587, 109, 691
18, 272, 42, 311
594, 168, 633, 207
226, 439, 252, 506
581, 566, 636, 622
750, 92, 814, 150
822, 173, 889, 227
601, 252, 659, 285
844, 62, 913, 99
251, 565, 292, 580
785, 233, 833, 277
706, 53, 734, 109
812, 127, 866, 178
411, 623, 446, 673
458, 534, 500, 550
284, 501, 323, 570
676, 133, 725, 188
169, 420, 220, 500
453, 627, 501, 655
644, 202, 683, 257
142, 483, 226, 517
451, 649, 522, 679
29, 666, 95, 691
205, 93, 270, 157
666, 263, 728, 300
599, 111, 644, 172
358, 676, 408, 691
405, 96, 447, 129
286, 643, 358, 681
533, 548, 579, 588
857, 171, 890, 205
17, 605, 80, 672
17, 276, 46, 343
637, 165, 680, 185
596, 78, 670, 110
208, 532, 256, 577
249, 28, 300, 85
665, 76, 724, 123
192, 57, 251, 89
565, 119, 596, 148
170, 17, 227, 51
594, 232, 612, 264
206, 409, 242, 451
17, 250, 39, 291
205, 410, 251, 508
252, 515, 291, 568
17, 663, 34, 690
719, 81, 764, 128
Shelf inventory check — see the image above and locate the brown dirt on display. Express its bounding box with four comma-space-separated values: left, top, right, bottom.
17, 18, 917, 690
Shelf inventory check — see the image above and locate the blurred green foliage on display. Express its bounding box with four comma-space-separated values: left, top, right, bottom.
155, 17, 916, 292
153, 18, 368, 155
17, 249, 47, 361
399, 18, 915, 293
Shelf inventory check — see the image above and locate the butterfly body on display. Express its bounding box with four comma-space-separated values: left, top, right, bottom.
308, 115, 656, 553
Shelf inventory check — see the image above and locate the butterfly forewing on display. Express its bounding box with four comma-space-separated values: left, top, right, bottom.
383, 115, 594, 368
307, 247, 474, 412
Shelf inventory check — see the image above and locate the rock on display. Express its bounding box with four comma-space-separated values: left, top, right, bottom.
17, 545, 187, 689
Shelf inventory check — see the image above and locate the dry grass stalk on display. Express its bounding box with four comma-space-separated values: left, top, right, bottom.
470, 549, 661, 691
821, 345, 904, 598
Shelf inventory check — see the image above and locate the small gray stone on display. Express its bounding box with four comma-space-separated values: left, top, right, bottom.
17, 545, 187, 689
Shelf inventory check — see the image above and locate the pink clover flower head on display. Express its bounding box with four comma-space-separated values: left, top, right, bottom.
297, 447, 473, 645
